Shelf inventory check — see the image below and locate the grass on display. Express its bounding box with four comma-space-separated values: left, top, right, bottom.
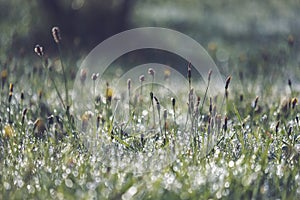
0, 29, 300, 200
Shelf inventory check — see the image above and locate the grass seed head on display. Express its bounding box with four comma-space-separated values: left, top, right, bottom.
96, 115, 101, 129
163, 109, 167, 121
91, 73, 99, 81
9, 83, 13, 93
208, 69, 212, 82
253, 96, 259, 109
139, 75, 145, 83
22, 108, 27, 116
225, 76, 232, 90
288, 79, 292, 87
154, 96, 160, 111
22, 108, 28, 124
34, 44, 44, 57
275, 121, 280, 134
240, 94, 243, 102
292, 97, 298, 109
209, 97, 212, 113
127, 78, 131, 91
52, 26, 61, 44
148, 68, 155, 76
21, 91, 24, 101
224, 116, 228, 132
38, 89, 43, 100
196, 96, 201, 107
8, 92, 12, 103
80, 69, 87, 85
187, 62, 192, 83
288, 126, 292, 137
288, 35, 294, 47
150, 92, 153, 100
172, 98, 176, 107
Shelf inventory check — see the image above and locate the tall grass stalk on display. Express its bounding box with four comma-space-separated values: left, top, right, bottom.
52, 27, 69, 107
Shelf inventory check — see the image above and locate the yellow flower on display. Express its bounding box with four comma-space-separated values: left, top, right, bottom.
3, 124, 14, 138
81, 111, 93, 132
292, 97, 298, 109
164, 69, 171, 80
106, 87, 113, 102
1, 69, 8, 79
208, 42, 217, 52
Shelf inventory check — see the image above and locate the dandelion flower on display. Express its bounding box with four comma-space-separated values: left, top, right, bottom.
3, 124, 14, 138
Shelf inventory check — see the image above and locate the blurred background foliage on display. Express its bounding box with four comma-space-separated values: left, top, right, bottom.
1, 0, 300, 80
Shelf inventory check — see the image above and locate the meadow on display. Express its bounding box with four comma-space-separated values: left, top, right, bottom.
0, 26, 300, 200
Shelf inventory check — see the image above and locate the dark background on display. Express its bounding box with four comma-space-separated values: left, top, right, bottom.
1, 0, 300, 80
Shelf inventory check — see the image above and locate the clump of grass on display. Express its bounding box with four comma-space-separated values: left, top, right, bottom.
34, 44, 65, 109
2, 28, 300, 200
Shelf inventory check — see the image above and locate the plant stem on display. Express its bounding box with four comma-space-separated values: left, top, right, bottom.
57, 45, 69, 106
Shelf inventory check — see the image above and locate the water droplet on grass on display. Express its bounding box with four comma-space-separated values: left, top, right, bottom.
65, 179, 73, 188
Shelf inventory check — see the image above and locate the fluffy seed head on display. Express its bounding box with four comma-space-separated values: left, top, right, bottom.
148, 68, 155, 76
34, 44, 44, 57
139, 75, 145, 82
52, 27, 61, 44
91, 73, 99, 81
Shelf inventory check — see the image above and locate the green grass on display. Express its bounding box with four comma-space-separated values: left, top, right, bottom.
1, 34, 300, 200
